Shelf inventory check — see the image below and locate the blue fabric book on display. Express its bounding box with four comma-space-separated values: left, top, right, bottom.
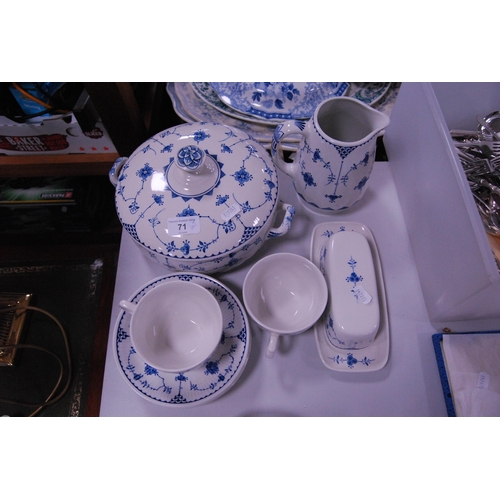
432, 331, 500, 417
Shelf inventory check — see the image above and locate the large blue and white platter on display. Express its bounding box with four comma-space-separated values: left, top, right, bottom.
210, 82, 349, 121
310, 221, 389, 372
166, 83, 401, 151
167, 83, 301, 149
348, 82, 391, 106
114, 273, 251, 406
191, 82, 283, 125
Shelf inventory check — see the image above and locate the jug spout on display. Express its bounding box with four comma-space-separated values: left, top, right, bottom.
315, 96, 390, 145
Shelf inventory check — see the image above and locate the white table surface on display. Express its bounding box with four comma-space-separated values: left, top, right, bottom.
98, 157, 463, 417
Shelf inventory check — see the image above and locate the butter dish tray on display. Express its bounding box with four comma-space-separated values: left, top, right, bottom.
310, 221, 389, 372
114, 273, 251, 407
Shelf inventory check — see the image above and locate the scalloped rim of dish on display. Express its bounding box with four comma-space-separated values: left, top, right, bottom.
347, 83, 391, 107
191, 82, 285, 125
310, 221, 389, 372
166, 83, 300, 151
210, 82, 350, 121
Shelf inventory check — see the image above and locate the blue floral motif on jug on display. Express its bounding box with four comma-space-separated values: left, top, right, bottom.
295, 134, 377, 212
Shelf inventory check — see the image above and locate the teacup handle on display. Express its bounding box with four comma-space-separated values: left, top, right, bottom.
266, 332, 281, 359
119, 300, 137, 314
271, 120, 307, 178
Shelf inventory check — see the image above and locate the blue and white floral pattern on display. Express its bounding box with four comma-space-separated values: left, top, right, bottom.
328, 352, 375, 368
324, 312, 373, 351
191, 82, 284, 125
168, 83, 301, 143
310, 221, 389, 372
348, 83, 390, 106
321, 235, 374, 351
211, 82, 349, 121
177, 145, 205, 170
271, 98, 390, 213
111, 122, 294, 273
288, 129, 377, 211
114, 273, 250, 406
345, 256, 365, 302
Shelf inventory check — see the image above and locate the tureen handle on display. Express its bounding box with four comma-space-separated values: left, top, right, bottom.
265, 202, 295, 240
109, 157, 128, 187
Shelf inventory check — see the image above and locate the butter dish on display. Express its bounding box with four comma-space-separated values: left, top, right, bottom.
310, 221, 389, 372
326, 230, 379, 350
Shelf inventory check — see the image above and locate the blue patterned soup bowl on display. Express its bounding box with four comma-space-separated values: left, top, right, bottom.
109, 122, 295, 274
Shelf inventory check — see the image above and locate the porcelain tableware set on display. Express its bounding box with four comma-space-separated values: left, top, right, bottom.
310, 222, 389, 371
167, 83, 399, 152
209, 82, 350, 121
111, 85, 392, 405
242, 253, 328, 359
114, 273, 251, 407
119, 280, 222, 373
109, 121, 294, 274
272, 96, 390, 213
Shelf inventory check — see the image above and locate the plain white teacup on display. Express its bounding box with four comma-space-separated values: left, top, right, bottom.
243, 253, 327, 358
120, 281, 223, 372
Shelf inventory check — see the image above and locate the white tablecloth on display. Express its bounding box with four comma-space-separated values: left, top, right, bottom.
99, 159, 464, 417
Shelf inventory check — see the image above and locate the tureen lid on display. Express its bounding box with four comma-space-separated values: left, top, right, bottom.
111, 122, 279, 261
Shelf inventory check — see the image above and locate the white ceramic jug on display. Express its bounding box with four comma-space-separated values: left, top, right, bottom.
271, 96, 390, 213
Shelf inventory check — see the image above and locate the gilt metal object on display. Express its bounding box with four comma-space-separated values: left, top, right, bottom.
0, 292, 32, 366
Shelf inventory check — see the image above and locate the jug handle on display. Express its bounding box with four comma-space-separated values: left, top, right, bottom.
109, 157, 128, 187
271, 120, 307, 178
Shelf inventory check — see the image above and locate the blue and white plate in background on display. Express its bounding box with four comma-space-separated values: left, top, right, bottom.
210, 82, 350, 121
167, 82, 301, 149
347, 82, 391, 106
192, 82, 284, 125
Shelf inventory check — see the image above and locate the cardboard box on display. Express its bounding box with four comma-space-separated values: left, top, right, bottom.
0, 177, 76, 206
0, 113, 116, 155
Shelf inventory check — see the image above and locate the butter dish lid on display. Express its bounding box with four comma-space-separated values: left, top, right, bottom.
327, 230, 379, 340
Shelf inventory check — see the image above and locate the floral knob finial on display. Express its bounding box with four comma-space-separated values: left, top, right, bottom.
177, 145, 205, 171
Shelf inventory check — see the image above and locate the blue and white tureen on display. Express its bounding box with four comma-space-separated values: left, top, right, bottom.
109, 122, 295, 274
